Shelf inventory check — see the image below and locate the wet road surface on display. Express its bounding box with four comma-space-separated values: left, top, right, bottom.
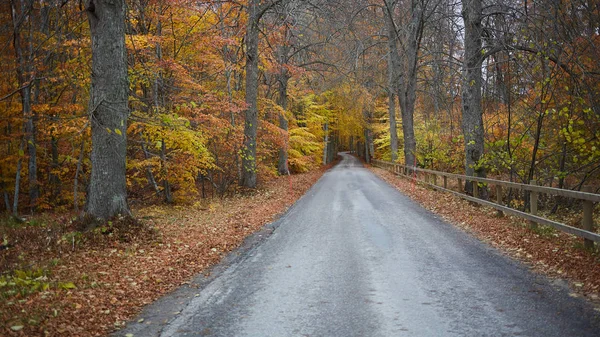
127, 153, 600, 337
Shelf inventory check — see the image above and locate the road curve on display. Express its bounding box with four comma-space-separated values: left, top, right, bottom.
158, 153, 599, 336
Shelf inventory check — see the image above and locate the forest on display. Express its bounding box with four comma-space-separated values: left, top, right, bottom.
1, 0, 600, 335
1, 0, 599, 219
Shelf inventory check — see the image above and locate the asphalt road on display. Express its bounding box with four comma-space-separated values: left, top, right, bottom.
138, 153, 600, 336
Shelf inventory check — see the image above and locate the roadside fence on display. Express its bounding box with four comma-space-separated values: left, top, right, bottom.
372, 160, 600, 249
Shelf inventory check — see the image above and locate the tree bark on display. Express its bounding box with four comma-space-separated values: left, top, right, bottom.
384, 2, 399, 162
241, 0, 261, 188
13, 138, 24, 216
160, 139, 173, 203
73, 139, 84, 213
142, 142, 160, 196
276, 45, 290, 175
11, 0, 39, 210
323, 122, 329, 165
397, 1, 421, 170
461, 0, 486, 195
85, 0, 130, 219
384, 0, 421, 168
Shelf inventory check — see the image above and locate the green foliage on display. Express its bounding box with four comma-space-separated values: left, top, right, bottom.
0, 268, 79, 300
0, 269, 51, 299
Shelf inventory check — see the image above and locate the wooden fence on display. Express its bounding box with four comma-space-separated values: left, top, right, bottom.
372, 160, 600, 248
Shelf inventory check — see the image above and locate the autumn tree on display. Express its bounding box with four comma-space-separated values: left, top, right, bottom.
241, 0, 285, 188
85, 0, 130, 219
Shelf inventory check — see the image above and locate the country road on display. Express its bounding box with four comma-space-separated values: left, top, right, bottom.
128, 153, 600, 337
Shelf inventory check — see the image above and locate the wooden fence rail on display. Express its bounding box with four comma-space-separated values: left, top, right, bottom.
372, 160, 600, 248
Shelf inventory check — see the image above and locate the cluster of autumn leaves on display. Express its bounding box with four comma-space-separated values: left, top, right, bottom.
1, 0, 599, 218
0, 0, 366, 217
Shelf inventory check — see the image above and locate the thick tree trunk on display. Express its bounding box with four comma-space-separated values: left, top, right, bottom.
399, 86, 416, 169
398, 4, 421, 170
85, 0, 130, 219
461, 0, 486, 195
385, 0, 420, 168
241, 0, 260, 188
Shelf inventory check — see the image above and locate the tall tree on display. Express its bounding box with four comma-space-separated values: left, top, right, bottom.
85, 0, 130, 219
10, 0, 39, 212
241, 0, 282, 188
461, 0, 486, 194
384, 0, 400, 162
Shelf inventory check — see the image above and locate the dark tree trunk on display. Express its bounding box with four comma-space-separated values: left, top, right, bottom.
461, 0, 486, 195
142, 142, 160, 196
11, 0, 39, 210
85, 0, 130, 219
384, 1, 399, 161
277, 45, 290, 175
13, 138, 24, 216
397, 2, 422, 170
73, 140, 84, 213
160, 139, 173, 203
384, 0, 421, 169
323, 122, 329, 165
241, 0, 261, 188
49, 134, 61, 201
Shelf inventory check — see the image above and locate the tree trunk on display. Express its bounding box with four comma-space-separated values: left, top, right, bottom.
277, 45, 290, 175
85, 0, 130, 220
2, 183, 9, 213
240, 0, 261, 188
323, 122, 329, 165
11, 0, 39, 210
13, 138, 24, 216
160, 139, 173, 203
397, 3, 421, 170
73, 139, 85, 212
385, 0, 421, 168
461, 0, 486, 195
399, 86, 416, 169
384, 1, 399, 161
49, 134, 61, 201
142, 142, 160, 196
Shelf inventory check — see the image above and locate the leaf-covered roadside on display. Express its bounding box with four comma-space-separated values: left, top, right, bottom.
370, 167, 600, 307
0, 167, 328, 337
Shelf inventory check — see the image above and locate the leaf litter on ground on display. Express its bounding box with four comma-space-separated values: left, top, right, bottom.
0, 165, 330, 337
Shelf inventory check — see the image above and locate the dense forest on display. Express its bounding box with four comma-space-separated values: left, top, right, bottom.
1, 0, 599, 219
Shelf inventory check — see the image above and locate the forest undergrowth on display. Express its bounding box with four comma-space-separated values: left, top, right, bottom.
0, 165, 330, 337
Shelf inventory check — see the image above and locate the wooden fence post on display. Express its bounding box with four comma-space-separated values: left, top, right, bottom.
583, 186, 595, 250
443, 176, 447, 189
433, 174, 437, 186
458, 178, 463, 193
473, 181, 479, 199
496, 184, 503, 217
530, 180, 538, 230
